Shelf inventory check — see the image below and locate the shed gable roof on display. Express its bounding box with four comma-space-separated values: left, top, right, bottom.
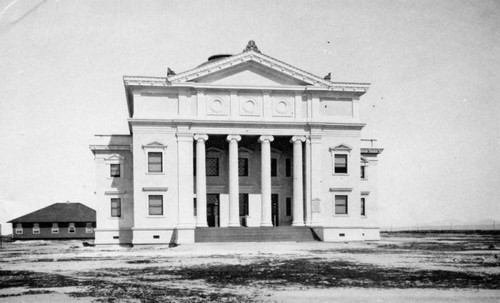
8, 203, 96, 223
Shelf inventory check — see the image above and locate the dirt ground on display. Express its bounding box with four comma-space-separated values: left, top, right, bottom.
0, 232, 499, 302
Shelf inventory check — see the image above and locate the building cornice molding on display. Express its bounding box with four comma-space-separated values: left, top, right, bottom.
89, 145, 131, 152
329, 187, 353, 192
142, 187, 168, 192
361, 148, 384, 154
128, 118, 365, 130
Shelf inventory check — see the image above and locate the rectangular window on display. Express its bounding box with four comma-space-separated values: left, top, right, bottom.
52, 223, 59, 234
239, 193, 249, 216
285, 158, 292, 177
334, 154, 348, 174
148, 152, 163, 173
86, 223, 94, 233
110, 164, 121, 177
111, 198, 121, 217
361, 198, 366, 216
68, 223, 76, 233
193, 157, 196, 176
286, 197, 292, 216
193, 198, 197, 216
361, 166, 366, 179
335, 195, 348, 215
206, 157, 219, 176
238, 158, 249, 176
271, 158, 278, 177
149, 195, 163, 216
15, 223, 23, 234
33, 223, 40, 234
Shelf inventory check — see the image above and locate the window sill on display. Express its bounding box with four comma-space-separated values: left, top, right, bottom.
361, 178, 368, 181
146, 215, 165, 218
333, 174, 349, 176
361, 215, 367, 218
333, 214, 350, 217
146, 172, 164, 175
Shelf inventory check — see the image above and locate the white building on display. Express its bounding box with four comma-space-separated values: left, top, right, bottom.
90, 41, 383, 245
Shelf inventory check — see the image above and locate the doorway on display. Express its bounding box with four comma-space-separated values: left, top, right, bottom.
271, 194, 279, 227
207, 194, 220, 227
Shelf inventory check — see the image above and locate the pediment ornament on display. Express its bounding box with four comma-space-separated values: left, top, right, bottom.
329, 144, 352, 152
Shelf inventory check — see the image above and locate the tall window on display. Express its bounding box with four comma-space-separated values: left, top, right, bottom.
111, 198, 121, 217
110, 164, 121, 177
285, 158, 292, 177
193, 157, 196, 176
286, 197, 292, 216
361, 198, 366, 216
149, 195, 163, 216
238, 158, 249, 176
206, 157, 219, 176
15, 223, 22, 234
68, 223, 76, 233
193, 198, 197, 216
361, 166, 366, 179
52, 223, 59, 234
33, 223, 40, 234
148, 152, 163, 173
334, 155, 348, 174
239, 193, 249, 216
271, 158, 278, 177
335, 195, 348, 215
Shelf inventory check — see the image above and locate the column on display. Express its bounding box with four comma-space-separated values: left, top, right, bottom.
291, 136, 306, 226
259, 135, 274, 227
227, 134, 241, 227
305, 137, 312, 225
194, 134, 208, 227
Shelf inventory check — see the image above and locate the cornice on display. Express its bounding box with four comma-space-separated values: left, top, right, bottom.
128, 118, 365, 130
89, 145, 131, 152
361, 148, 384, 154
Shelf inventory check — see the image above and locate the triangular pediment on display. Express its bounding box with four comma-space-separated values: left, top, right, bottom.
329, 144, 352, 151
142, 142, 168, 149
105, 154, 124, 161
168, 50, 334, 87
193, 61, 310, 86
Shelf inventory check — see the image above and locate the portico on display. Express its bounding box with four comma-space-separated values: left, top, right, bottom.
192, 133, 310, 228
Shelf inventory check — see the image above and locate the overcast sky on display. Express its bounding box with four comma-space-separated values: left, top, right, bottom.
0, 0, 499, 234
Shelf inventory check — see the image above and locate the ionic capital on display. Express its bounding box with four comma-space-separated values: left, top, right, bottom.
290, 136, 306, 143
258, 135, 274, 143
226, 134, 242, 142
194, 134, 209, 142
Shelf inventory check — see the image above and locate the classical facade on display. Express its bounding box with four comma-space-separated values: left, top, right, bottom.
90, 41, 383, 245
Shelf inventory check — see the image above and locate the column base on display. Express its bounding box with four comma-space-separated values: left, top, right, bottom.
260, 222, 273, 227
228, 222, 241, 227
292, 222, 305, 227
196, 222, 208, 228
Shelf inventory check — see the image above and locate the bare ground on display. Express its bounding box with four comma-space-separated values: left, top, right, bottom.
0, 232, 499, 302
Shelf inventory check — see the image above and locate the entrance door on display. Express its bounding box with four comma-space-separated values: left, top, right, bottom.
271, 194, 279, 227
207, 194, 220, 227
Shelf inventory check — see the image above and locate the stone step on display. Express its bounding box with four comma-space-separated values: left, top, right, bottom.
194, 226, 319, 243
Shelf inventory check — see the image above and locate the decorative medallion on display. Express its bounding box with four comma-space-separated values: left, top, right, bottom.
243, 100, 256, 113
209, 99, 223, 113
276, 100, 288, 114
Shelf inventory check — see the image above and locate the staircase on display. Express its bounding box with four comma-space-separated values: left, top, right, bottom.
195, 226, 319, 243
